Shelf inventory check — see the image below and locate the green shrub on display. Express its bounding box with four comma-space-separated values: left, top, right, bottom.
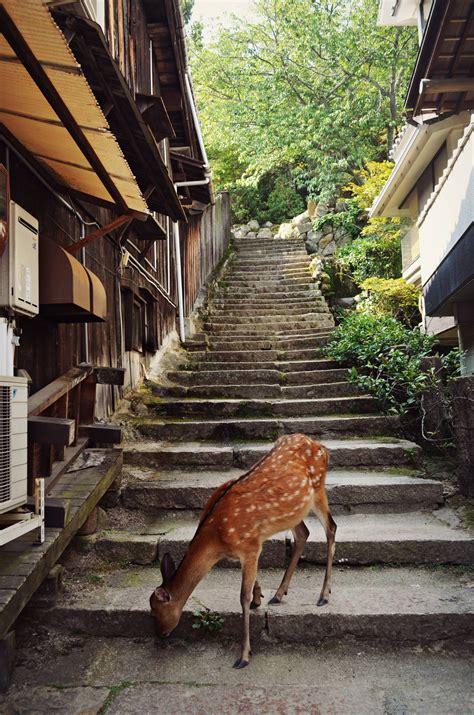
335, 226, 403, 282
356, 277, 421, 326
325, 312, 460, 417
267, 176, 305, 224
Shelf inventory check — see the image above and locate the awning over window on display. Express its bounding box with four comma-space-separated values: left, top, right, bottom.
0, 0, 147, 215
39, 237, 107, 323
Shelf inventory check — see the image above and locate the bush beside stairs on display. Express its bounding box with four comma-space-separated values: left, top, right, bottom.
49, 234, 473, 647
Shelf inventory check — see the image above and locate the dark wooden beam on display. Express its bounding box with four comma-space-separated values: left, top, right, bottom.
420, 78, 474, 94
93, 366, 126, 386
28, 417, 75, 446
67, 215, 132, 254
28, 366, 92, 417
0, 5, 128, 211
78, 424, 122, 444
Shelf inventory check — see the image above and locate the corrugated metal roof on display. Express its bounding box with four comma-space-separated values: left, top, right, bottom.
0, 0, 147, 214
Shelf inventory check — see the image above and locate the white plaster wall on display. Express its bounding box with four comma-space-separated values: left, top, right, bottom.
419, 125, 474, 286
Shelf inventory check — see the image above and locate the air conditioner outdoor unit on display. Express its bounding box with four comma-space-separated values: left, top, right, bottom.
0, 375, 28, 514
0, 375, 44, 546
0, 202, 39, 317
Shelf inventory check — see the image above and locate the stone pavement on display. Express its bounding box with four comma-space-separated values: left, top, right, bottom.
1, 627, 473, 714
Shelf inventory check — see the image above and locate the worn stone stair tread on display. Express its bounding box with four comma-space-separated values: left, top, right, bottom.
121, 468, 443, 514
44, 566, 474, 643
189, 359, 341, 371
137, 414, 400, 441
124, 438, 422, 470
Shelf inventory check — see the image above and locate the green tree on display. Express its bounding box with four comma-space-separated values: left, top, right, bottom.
190, 0, 417, 208
181, 0, 195, 25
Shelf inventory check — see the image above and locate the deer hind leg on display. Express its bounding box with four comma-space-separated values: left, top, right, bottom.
250, 578, 263, 610
269, 521, 309, 605
234, 552, 260, 669
314, 491, 337, 607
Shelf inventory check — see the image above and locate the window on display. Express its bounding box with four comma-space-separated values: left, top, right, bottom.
416, 142, 448, 214
122, 289, 145, 353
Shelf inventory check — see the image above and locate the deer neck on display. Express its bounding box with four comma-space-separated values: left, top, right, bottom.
169, 533, 220, 607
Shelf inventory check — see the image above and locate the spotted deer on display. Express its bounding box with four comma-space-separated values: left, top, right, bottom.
150, 433, 337, 668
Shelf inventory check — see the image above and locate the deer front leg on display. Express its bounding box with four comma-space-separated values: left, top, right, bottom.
269, 521, 309, 604
234, 553, 259, 669
314, 495, 337, 606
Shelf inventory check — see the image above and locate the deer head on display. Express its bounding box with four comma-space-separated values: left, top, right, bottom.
150, 553, 182, 637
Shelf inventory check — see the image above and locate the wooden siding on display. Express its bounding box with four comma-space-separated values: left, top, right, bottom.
182, 193, 231, 316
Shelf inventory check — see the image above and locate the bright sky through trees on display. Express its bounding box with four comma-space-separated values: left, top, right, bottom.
193, 0, 256, 25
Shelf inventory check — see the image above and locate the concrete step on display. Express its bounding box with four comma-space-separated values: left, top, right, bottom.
144, 395, 378, 418
137, 414, 400, 442
124, 438, 422, 471
87, 511, 472, 567
44, 565, 474, 644
121, 468, 443, 514
167, 368, 348, 386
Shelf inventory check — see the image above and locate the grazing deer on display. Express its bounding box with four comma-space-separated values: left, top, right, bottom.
150, 433, 337, 668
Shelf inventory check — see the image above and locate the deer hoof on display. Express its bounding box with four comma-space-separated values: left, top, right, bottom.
317, 596, 328, 607
250, 601, 260, 610
268, 595, 282, 605
233, 658, 250, 669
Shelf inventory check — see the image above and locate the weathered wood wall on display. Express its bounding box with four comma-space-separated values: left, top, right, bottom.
182, 192, 231, 316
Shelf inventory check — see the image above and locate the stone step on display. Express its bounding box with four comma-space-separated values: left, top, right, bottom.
168, 368, 348, 386
124, 438, 422, 471
223, 279, 313, 290
121, 468, 443, 514
205, 327, 333, 340
222, 290, 322, 301
208, 306, 329, 317
229, 271, 311, 281
189, 349, 333, 362
145, 395, 378, 418
208, 336, 330, 351
86, 511, 472, 568
210, 297, 328, 308
152, 381, 360, 400
137, 414, 400, 442
187, 359, 341, 372
206, 312, 331, 325
44, 565, 473, 643
205, 320, 332, 332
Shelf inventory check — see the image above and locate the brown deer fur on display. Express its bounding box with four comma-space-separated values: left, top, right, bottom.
150, 433, 337, 668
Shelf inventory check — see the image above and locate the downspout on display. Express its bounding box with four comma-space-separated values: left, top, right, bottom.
184, 72, 211, 174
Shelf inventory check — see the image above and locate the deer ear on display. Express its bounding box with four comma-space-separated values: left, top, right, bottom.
153, 586, 171, 603
160, 553, 176, 583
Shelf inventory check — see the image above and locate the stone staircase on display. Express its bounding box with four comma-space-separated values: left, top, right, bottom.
50, 235, 473, 647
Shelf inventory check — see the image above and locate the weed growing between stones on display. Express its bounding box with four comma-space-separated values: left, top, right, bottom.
192, 607, 225, 633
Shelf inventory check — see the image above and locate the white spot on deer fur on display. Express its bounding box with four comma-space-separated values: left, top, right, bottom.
222, 517, 228, 522
228, 527, 235, 533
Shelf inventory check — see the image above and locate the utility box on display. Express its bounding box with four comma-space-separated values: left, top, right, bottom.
0, 202, 39, 317
0, 375, 28, 514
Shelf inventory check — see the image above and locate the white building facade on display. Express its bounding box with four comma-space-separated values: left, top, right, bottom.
372, 0, 474, 374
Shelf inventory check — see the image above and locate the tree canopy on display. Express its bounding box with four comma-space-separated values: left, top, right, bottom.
189, 0, 417, 218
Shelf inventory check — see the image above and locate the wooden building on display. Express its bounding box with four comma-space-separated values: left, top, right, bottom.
0, 0, 231, 422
